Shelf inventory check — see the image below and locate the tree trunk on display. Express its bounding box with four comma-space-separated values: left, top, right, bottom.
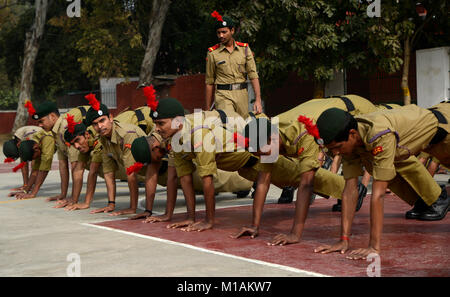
138, 0, 171, 86
313, 81, 325, 98
401, 36, 411, 105
12, 0, 48, 133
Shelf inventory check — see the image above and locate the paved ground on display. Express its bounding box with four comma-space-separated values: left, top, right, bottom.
0, 157, 449, 277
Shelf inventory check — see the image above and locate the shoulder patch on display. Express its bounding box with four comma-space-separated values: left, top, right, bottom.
236, 41, 248, 47
208, 44, 220, 52
372, 146, 383, 156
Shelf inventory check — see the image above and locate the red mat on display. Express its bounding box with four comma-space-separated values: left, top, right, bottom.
95, 193, 450, 277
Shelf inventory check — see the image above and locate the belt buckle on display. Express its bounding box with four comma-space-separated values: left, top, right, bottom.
231, 83, 239, 90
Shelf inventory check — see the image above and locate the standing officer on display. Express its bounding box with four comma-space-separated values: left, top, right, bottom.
205, 11, 262, 117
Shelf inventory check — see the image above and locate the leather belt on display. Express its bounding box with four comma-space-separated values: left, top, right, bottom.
428, 108, 448, 145
216, 83, 247, 91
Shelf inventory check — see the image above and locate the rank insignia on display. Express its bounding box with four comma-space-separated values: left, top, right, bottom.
372, 146, 383, 156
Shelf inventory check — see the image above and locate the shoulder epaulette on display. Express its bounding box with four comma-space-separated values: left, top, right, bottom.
208, 44, 220, 52
236, 41, 248, 47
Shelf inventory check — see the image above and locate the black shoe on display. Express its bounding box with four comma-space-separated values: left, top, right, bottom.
405, 198, 428, 219
355, 183, 367, 211
235, 190, 250, 198
419, 185, 450, 221
277, 186, 295, 204
332, 199, 342, 212
332, 183, 367, 212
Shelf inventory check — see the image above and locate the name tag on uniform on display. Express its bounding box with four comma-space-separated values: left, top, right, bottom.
217, 60, 226, 65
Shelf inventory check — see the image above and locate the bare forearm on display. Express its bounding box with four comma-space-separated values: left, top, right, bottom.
252, 172, 271, 227
165, 166, 178, 217
58, 159, 70, 197
180, 174, 196, 221
70, 162, 85, 203
250, 78, 261, 102
84, 162, 100, 205
21, 164, 29, 186
127, 173, 139, 210
29, 171, 49, 196
202, 175, 216, 224
341, 178, 359, 238
205, 84, 215, 110
104, 172, 116, 204
369, 180, 388, 251
290, 172, 315, 237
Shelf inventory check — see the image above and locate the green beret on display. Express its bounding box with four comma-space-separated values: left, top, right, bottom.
85, 104, 110, 126
150, 97, 185, 120
131, 136, 151, 164
243, 117, 277, 151
215, 16, 234, 30
32, 101, 58, 120
64, 123, 88, 143
3, 139, 19, 159
316, 108, 354, 145
18, 140, 36, 162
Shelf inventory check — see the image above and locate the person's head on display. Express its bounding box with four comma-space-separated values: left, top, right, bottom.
18, 140, 40, 161
241, 117, 279, 156
64, 122, 91, 153
211, 11, 235, 45
30, 101, 59, 131
150, 97, 185, 139
3, 139, 19, 160
316, 108, 360, 156
91, 113, 114, 137
131, 134, 167, 165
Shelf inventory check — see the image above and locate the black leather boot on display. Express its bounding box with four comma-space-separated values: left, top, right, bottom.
405, 198, 428, 219
332, 183, 367, 212
277, 186, 295, 204
419, 185, 450, 221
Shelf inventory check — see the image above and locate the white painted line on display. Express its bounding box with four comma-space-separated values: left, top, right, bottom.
81, 222, 329, 277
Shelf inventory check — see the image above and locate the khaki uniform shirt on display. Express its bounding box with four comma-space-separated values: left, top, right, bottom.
342, 103, 450, 181
31, 130, 55, 171
114, 106, 154, 135
263, 95, 378, 174
100, 121, 147, 174
171, 110, 252, 178
14, 126, 43, 141
205, 41, 258, 85
52, 106, 90, 162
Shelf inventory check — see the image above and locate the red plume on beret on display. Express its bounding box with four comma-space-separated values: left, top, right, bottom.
297, 115, 320, 139
233, 132, 249, 149
142, 85, 158, 111
13, 161, 26, 172
66, 114, 77, 134
85, 93, 100, 111
126, 162, 144, 175
4, 157, 15, 163
211, 10, 223, 22
24, 100, 36, 116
